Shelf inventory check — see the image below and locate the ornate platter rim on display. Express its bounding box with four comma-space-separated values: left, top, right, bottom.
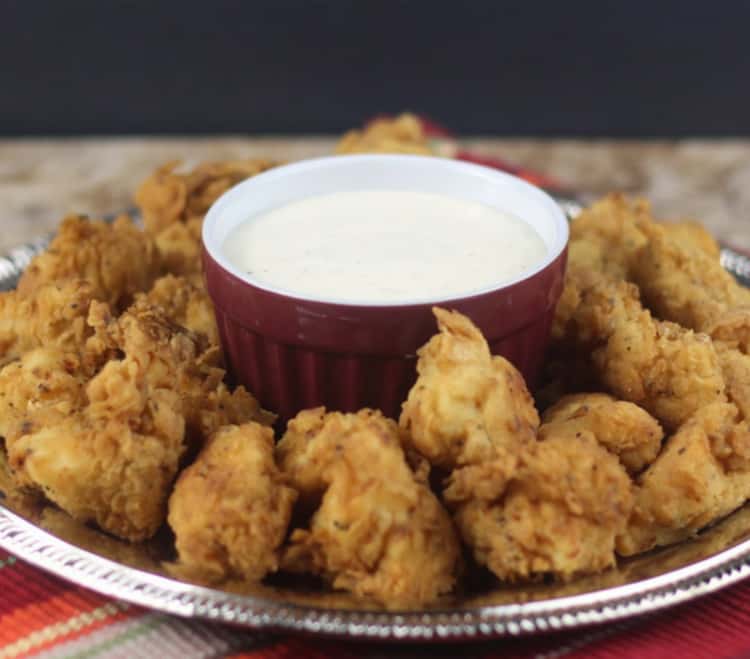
3, 504, 750, 641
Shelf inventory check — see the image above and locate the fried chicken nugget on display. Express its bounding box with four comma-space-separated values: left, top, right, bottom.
551, 197, 648, 343
335, 113, 432, 155
569, 277, 726, 431
399, 308, 539, 501
17, 215, 161, 311
453, 433, 633, 582
0, 348, 88, 444
86, 300, 272, 448
135, 159, 276, 233
631, 222, 750, 333
137, 274, 219, 347
617, 402, 750, 555
152, 217, 204, 277
565, 196, 718, 283
0, 279, 95, 366
553, 198, 720, 342
4, 303, 197, 540
277, 408, 461, 609
540, 393, 663, 474
663, 220, 722, 260
135, 159, 276, 275
168, 423, 297, 583
567, 193, 652, 280
4, 299, 270, 541
8, 379, 184, 542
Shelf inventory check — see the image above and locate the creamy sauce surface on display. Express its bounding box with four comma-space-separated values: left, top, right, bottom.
223, 190, 547, 303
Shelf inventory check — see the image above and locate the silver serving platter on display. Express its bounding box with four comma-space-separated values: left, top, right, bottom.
2, 205, 750, 642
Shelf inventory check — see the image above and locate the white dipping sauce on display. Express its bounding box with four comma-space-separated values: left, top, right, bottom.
223, 189, 547, 303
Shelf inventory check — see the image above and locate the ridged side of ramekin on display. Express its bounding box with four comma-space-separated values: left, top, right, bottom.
215, 312, 418, 421
214, 297, 558, 423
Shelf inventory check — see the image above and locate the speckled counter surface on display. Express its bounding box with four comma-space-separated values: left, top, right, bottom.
2, 137, 750, 253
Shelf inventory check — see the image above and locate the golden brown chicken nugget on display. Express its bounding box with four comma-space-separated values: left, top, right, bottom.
135, 159, 276, 234
278, 407, 461, 609
569, 278, 726, 431
541, 393, 663, 473
618, 402, 750, 556
0, 348, 88, 444
0, 279, 95, 366
632, 222, 750, 333
400, 308, 538, 502
567, 193, 653, 280
152, 217, 204, 276
138, 274, 219, 348
454, 432, 633, 582
17, 215, 161, 311
168, 422, 297, 583
336, 113, 432, 155
4, 299, 269, 541
662, 220, 721, 260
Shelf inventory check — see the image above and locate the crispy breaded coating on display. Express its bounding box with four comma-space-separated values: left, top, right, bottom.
712, 344, 750, 421
277, 408, 461, 609
4, 303, 197, 540
0, 348, 88, 443
632, 222, 750, 332
567, 193, 652, 280
335, 113, 432, 155
152, 216, 204, 276
399, 308, 633, 581
0, 280, 95, 366
86, 299, 272, 447
400, 308, 539, 501
553, 198, 721, 343
618, 403, 750, 556
708, 308, 750, 354
541, 393, 663, 474
17, 215, 161, 311
135, 158, 276, 275
9, 383, 185, 542
453, 433, 633, 581
135, 158, 276, 234
551, 195, 651, 343
180, 357, 276, 445
4, 299, 270, 541
662, 220, 722, 260
138, 274, 219, 347
550, 251, 600, 343
569, 277, 726, 430
168, 423, 297, 583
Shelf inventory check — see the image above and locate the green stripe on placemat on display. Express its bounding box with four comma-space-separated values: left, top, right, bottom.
0, 555, 17, 569
63, 615, 164, 659
36, 612, 268, 659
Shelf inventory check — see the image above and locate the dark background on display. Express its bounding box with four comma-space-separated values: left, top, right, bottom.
2, 1, 749, 137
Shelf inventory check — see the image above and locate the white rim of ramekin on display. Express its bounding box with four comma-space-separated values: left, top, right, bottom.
202, 154, 569, 307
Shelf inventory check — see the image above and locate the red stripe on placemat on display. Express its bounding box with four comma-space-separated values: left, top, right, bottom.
0, 555, 144, 657
228, 637, 360, 659
561, 578, 750, 659
0, 559, 82, 616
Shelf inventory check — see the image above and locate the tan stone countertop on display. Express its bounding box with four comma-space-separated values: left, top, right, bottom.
2, 137, 750, 254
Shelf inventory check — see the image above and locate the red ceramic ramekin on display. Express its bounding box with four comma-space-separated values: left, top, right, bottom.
203, 155, 568, 424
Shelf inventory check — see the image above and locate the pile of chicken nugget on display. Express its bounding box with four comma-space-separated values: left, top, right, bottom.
2, 114, 750, 611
